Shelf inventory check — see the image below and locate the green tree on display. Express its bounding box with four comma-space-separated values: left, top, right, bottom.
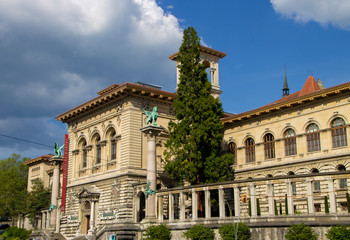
144, 224, 171, 240
1, 226, 31, 240
219, 223, 251, 240
285, 223, 318, 240
164, 27, 234, 185
27, 178, 51, 228
326, 225, 350, 240
0, 154, 29, 223
184, 225, 214, 240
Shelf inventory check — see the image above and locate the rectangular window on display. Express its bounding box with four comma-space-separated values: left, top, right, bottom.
96, 145, 101, 164
313, 180, 321, 192
314, 203, 321, 212
307, 132, 321, 152
111, 140, 117, 160
83, 150, 87, 168
292, 182, 297, 195
339, 179, 348, 189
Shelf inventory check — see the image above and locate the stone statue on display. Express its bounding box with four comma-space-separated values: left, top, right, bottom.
143, 106, 159, 126
145, 181, 156, 198
54, 142, 64, 157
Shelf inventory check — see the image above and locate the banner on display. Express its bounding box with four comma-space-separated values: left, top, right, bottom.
61, 134, 69, 212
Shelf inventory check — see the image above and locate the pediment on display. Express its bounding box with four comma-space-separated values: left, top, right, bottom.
77, 187, 100, 200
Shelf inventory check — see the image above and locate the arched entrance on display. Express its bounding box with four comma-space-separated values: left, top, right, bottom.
136, 192, 145, 222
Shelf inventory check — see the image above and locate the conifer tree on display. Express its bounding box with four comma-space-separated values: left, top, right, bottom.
164, 27, 234, 185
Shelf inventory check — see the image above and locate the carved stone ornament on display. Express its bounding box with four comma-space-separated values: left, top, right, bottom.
77, 187, 100, 203
97, 209, 118, 221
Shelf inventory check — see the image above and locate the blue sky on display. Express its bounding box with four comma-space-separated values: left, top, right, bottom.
0, 0, 350, 159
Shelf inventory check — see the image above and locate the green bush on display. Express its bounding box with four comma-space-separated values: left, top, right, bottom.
326, 225, 350, 240
219, 223, 251, 240
184, 225, 214, 240
285, 223, 317, 240
1, 226, 31, 240
144, 224, 171, 240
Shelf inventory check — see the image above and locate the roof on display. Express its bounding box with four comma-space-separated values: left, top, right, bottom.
24, 154, 54, 166
169, 45, 226, 61
56, 82, 177, 123
222, 76, 350, 125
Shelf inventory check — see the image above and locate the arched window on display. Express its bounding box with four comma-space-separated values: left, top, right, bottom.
306, 124, 321, 152
227, 142, 236, 164
264, 133, 275, 159
284, 129, 297, 156
110, 130, 117, 160
92, 134, 101, 165
331, 118, 347, 148
245, 138, 255, 163
79, 139, 87, 168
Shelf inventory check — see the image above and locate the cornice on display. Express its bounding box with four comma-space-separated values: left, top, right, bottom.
222, 82, 350, 126
56, 83, 176, 123
169, 45, 226, 61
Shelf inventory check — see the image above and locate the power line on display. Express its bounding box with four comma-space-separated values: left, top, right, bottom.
0, 133, 53, 149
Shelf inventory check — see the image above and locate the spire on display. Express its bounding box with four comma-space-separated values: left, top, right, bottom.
282, 65, 289, 97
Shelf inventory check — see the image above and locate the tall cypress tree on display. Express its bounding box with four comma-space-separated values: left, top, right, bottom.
164, 27, 234, 185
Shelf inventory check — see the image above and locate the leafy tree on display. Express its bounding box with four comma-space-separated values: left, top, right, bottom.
0, 154, 29, 222
326, 225, 350, 240
219, 223, 251, 240
144, 224, 171, 240
1, 226, 31, 240
164, 27, 234, 185
285, 223, 318, 240
184, 225, 214, 240
27, 178, 51, 228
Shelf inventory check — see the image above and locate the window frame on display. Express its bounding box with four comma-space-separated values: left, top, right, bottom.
284, 128, 297, 156
245, 138, 255, 163
306, 123, 321, 152
331, 118, 347, 148
264, 133, 275, 160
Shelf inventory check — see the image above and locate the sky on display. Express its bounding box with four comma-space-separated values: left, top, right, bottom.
1, 0, 350, 159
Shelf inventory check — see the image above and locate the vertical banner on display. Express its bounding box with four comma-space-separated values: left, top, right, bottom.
61, 134, 69, 212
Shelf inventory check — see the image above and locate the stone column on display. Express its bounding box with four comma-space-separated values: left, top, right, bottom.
158, 196, 164, 221
250, 184, 257, 217
140, 125, 163, 221
234, 185, 240, 217
267, 181, 275, 216
168, 193, 174, 222
306, 179, 314, 214
87, 201, 96, 238
179, 191, 185, 220
218, 186, 225, 219
49, 157, 63, 231
191, 188, 198, 220
328, 178, 337, 213
286, 180, 294, 215
204, 187, 211, 219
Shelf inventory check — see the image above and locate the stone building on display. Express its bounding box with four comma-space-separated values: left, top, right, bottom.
29, 46, 350, 239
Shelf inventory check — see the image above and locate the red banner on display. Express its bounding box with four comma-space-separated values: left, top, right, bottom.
61, 134, 69, 212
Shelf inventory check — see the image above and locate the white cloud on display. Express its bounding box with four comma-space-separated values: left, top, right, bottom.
271, 0, 350, 30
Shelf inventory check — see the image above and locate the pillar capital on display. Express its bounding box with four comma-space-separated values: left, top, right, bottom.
140, 125, 164, 140
49, 156, 63, 166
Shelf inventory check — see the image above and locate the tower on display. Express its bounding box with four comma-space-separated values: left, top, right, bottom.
169, 45, 226, 98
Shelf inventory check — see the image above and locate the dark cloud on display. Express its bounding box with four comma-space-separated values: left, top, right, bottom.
0, 0, 182, 159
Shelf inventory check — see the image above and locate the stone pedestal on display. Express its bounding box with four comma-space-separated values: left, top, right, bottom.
49, 156, 63, 233
140, 125, 163, 220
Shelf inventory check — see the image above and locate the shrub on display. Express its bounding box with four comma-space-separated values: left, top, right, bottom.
219, 223, 251, 240
326, 225, 350, 240
144, 224, 171, 240
184, 225, 214, 240
285, 223, 317, 240
1, 226, 31, 240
